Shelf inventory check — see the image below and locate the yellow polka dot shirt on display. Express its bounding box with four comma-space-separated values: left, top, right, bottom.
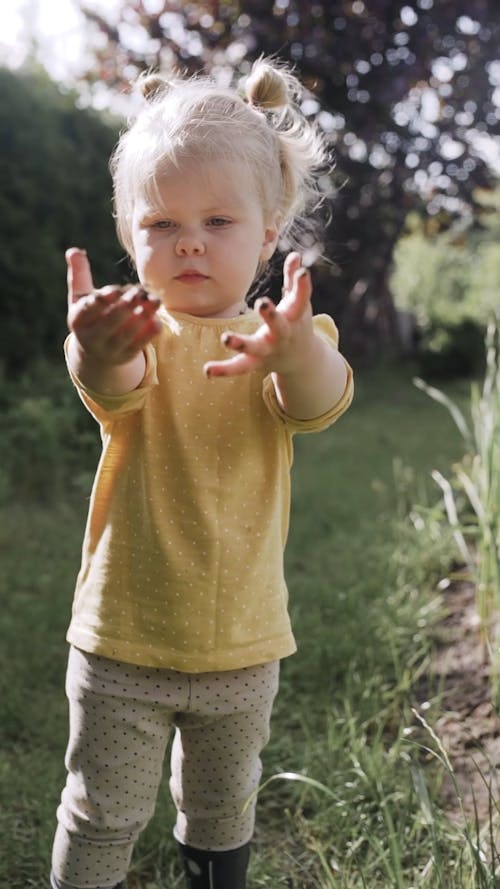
65, 308, 353, 672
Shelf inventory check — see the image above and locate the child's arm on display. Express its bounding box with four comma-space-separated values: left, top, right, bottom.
66, 248, 162, 395
204, 253, 349, 420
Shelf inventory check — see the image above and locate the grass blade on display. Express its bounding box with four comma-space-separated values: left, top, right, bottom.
413, 376, 472, 445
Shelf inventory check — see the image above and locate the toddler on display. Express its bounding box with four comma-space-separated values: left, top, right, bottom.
51, 57, 353, 889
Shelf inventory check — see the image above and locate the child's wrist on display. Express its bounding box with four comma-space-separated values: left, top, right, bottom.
69, 332, 138, 370
275, 331, 323, 378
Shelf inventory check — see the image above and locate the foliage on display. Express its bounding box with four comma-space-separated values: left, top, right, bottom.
0, 359, 98, 503
414, 318, 500, 696
417, 320, 488, 380
77, 0, 500, 356
0, 65, 124, 374
392, 188, 500, 329
390, 184, 500, 377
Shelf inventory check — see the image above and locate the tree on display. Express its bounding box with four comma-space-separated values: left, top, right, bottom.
77, 0, 499, 358
0, 66, 123, 373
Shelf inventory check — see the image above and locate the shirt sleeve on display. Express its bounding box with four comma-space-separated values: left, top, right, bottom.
64, 337, 159, 425
262, 314, 354, 434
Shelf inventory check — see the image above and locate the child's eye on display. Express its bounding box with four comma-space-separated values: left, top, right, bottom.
207, 217, 231, 228
151, 219, 174, 230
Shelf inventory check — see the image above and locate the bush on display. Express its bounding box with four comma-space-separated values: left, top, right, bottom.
390, 198, 500, 378
0, 360, 98, 503
0, 65, 125, 375
417, 318, 486, 380
391, 228, 500, 331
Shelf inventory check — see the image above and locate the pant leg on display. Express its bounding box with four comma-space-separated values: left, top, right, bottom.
52, 647, 181, 889
170, 661, 280, 852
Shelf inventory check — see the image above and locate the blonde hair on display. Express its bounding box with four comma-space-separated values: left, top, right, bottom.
110, 57, 331, 260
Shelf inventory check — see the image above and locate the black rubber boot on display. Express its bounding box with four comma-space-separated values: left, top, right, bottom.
177, 841, 250, 889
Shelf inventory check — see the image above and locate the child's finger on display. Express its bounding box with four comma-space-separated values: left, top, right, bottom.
221, 332, 249, 352
107, 310, 162, 359
66, 248, 94, 308
68, 286, 123, 331
84, 286, 159, 322
284, 267, 313, 322
91, 287, 159, 325
255, 297, 289, 338
204, 353, 260, 378
282, 252, 301, 295
221, 330, 271, 358
89, 293, 153, 340
121, 285, 160, 309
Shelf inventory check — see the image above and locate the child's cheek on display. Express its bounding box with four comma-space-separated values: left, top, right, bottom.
136, 243, 155, 277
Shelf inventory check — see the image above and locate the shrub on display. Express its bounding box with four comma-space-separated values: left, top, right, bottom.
0, 65, 125, 375
390, 196, 500, 378
0, 360, 98, 503
417, 318, 486, 380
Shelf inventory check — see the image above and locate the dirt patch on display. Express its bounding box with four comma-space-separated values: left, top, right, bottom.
415, 577, 500, 829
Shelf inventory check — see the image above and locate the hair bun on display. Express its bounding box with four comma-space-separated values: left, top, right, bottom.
140, 74, 171, 102
245, 59, 291, 110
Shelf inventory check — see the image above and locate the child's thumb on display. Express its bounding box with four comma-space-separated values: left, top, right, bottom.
66, 247, 94, 307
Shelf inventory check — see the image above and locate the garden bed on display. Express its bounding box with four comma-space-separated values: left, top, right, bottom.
417, 574, 500, 830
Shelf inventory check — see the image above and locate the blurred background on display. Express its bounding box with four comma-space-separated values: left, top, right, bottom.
1, 0, 499, 378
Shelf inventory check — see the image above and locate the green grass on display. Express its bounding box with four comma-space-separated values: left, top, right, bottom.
415, 318, 500, 691
1, 363, 496, 888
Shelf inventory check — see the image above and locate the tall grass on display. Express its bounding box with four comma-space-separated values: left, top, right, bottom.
413, 318, 500, 692
248, 484, 500, 887
410, 708, 500, 889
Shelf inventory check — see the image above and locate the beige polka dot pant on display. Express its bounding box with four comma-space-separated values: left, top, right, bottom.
51, 646, 279, 889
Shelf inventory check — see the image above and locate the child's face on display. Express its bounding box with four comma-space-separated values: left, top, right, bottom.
130, 159, 279, 318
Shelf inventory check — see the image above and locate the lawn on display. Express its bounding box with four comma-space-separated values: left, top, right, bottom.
0, 363, 492, 888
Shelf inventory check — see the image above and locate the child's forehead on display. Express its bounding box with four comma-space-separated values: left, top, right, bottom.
139, 157, 259, 212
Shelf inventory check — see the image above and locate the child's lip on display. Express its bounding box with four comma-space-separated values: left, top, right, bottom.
175, 269, 208, 279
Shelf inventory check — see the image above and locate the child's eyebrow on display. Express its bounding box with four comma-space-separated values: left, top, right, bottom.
141, 201, 245, 219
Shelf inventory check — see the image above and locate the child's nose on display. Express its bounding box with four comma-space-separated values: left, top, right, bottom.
175, 231, 205, 256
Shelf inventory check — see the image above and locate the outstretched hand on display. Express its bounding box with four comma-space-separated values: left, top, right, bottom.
204, 253, 316, 379
66, 248, 162, 366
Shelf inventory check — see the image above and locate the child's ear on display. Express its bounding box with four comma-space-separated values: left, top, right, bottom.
260, 213, 282, 262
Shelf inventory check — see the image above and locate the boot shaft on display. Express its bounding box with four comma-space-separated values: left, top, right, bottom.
177, 841, 250, 889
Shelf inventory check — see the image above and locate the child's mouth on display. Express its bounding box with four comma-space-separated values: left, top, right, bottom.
175, 271, 209, 284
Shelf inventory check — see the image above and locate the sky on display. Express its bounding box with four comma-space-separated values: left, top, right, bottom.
0, 0, 122, 82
